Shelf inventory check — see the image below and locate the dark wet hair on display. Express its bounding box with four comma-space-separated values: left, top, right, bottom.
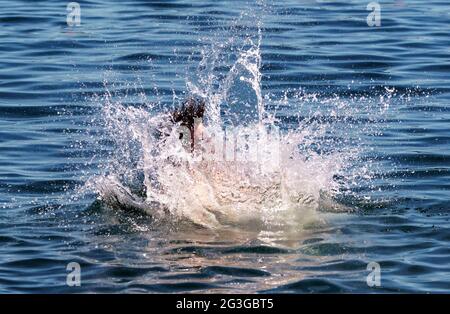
170, 97, 206, 151
170, 97, 205, 132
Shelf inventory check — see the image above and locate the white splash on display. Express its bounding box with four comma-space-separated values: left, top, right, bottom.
85, 17, 362, 230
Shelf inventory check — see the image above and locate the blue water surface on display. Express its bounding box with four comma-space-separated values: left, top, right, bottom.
0, 0, 449, 293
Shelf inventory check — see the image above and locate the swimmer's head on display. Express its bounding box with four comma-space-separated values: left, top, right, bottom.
170, 97, 206, 151
171, 97, 205, 132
